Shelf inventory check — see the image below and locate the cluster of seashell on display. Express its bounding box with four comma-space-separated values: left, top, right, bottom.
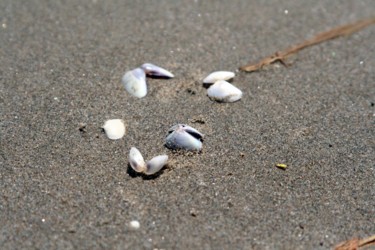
127, 124, 203, 175
102, 118, 203, 175
122, 63, 174, 98
203, 71, 242, 102
102, 67, 243, 176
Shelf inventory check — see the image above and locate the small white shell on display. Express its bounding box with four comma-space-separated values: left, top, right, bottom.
122, 68, 147, 98
102, 119, 126, 140
146, 155, 168, 175
207, 80, 242, 103
129, 220, 140, 229
129, 147, 146, 173
203, 71, 235, 84
141, 63, 174, 78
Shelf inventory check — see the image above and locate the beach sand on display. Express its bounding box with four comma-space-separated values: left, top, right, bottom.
1, 0, 374, 249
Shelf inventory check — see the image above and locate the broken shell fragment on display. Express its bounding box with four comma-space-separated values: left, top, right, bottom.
128, 147, 168, 175
145, 155, 169, 175
102, 119, 126, 140
203, 71, 235, 84
141, 63, 174, 78
122, 68, 147, 98
207, 80, 242, 103
166, 124, 204, 151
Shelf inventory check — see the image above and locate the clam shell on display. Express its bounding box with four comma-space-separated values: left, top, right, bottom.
129, 147, 146, 173
141, 63, 174, 78
122, 68, 147, 98
207, 80, 242, 103
145, 155, 168, 175
203, 71, 235, 84
166, 124, 203, 151
102, 119, 126, 140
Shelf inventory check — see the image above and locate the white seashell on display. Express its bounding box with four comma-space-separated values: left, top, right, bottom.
122, 68, 147, 98
129, 147, 146, 173
141, 63, 174, 78
102, 119, 126, 140
207, 80, 242, 103
129, 220, 140, 229
203, 71, 235, 84
166, 124, 204, 151
145, 155, 168, 175
128, 147, 168, 175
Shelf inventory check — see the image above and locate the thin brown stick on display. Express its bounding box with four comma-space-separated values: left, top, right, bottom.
334, 234, 375, 250
359, 234, 375, 247
240, 17, 375, 72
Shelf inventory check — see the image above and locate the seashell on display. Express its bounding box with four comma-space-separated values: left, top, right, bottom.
129, 220, 140, 229
141, 63, 174, 78
165, 124, 204, 151
122, 68, 147, 98
207, 80, 242, 103
102, 119, 126, 140
145, 155, 168, 175
128, 147, 168, 175
129, 147, 146, 173
203, 71, 235, 84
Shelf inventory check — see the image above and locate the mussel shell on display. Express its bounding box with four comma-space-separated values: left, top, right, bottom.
122, 68, 147, 98
166, 124, 203, 151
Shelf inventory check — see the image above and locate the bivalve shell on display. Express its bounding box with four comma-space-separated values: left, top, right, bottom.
128, 147, 168, 175
141, 63, 174, 78
207, 80, 242, 103
166, 124, 204, 151
203, 71, 235, 84
122, 68, 147, 98
102, 119, 126, 140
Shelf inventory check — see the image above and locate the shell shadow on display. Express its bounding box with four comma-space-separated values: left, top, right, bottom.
126, 163, 166, 180
163, 145, 203, 156
147, 75, 173, 80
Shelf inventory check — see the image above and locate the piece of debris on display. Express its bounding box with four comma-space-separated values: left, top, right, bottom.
240, 17, 375, 72
78, 123, 87, 133
334, 234, 375, 250
276, 163, 287, 170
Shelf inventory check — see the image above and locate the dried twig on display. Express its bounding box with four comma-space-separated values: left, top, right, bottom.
240, 17, 375, 72
334, 234, 375, 250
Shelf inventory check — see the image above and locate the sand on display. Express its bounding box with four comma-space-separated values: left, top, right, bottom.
1, 0, 374, 249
